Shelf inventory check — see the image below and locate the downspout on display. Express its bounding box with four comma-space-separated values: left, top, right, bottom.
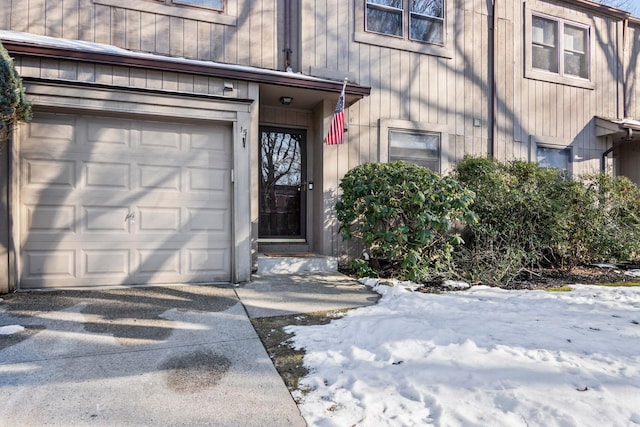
622, 17, 629, 118
601, 17, 630, 173
490, 0, 497, 158
283, 0, 293, 71
601, 128, 633, 172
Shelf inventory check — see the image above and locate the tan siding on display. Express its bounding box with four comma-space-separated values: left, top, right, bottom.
626, 25, 640, 118
155, 14, 170, 55
14, 57, 245, 99
45, 0, 63, 38
3, 0, 280, 70
29, 0, 46, 35
62, 0, 79, 39
197, 21, 212, 60
125, 9, 141, 51
93, 5, 110, 44
10, 0, 28, 32
5, 0, 640, 258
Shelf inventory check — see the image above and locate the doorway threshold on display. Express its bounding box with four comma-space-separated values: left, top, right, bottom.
256, 253, 338, 274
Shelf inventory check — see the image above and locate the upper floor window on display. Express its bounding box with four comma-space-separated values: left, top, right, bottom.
165, 0, 223, 10
94, 0, 234, 26
365, 0, 444, 45
531, 14, 589, 80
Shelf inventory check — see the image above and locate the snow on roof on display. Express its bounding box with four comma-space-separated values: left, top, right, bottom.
613, 118, 640, 128
0, 30, 351, 87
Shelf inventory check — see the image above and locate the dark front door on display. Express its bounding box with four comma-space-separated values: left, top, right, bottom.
259, 127, 306, 240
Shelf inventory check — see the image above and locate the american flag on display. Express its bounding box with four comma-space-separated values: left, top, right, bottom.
326, 81, 346, 145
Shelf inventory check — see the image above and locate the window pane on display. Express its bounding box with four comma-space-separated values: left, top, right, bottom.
173, 0, 223, 9
564, 51, 587, 78
532, 45, 558, 73
368, 0, 402, 7
564, 25, 586, 53
564, 25, 587, 78
410, 15, 443, 44
366, 5, 403, 37
389, 130, 440, 172
532, 16, 557, 46
532, 16, 558, 73
537, 147, 570, 171
411, 0, 444, 18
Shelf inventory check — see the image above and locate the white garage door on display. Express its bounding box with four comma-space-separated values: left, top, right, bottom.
19, 112, 232, 289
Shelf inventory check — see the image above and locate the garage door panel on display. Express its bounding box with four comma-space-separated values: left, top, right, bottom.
137, 249, 181, 275
140, 125, 182, 150
24, 159, 77, 188
27, 114, 76, 143
84, 206, 131, 232
83, 162, 130, 189
138, 207, 181, 232
187, 208, 228, 232
187, 167, 229, 193
23, 250, 76, 280
190, 127, 232, 152
187, 249, 228, 274
25, 204, 76, 233
139, 164, 182, 191
20, 113, 233, 288
83, 249, 130, 277
86, 118, 131, 147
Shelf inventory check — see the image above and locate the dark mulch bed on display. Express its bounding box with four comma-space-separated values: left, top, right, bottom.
416, 264, 640, 293
343, 264, 640, 293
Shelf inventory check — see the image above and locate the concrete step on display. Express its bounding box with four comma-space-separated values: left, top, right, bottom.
256, 253, 338, 274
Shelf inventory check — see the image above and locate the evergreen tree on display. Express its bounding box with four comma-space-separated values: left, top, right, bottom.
1, 41, 31, 142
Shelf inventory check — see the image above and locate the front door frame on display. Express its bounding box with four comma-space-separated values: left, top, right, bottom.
258, 125, 310, 251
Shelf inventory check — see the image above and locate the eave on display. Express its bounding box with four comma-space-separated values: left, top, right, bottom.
0, 31, 370, 99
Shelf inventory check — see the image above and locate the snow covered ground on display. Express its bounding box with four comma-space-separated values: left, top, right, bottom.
287, 280, 640, 427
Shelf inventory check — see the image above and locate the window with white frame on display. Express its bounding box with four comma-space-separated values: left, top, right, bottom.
95, 0, 232, 25
166, 0, 223, 10
389, 129, 441, 172
531, 14, 589, 80
365, 0, 445, 45
380, 120, 447, 172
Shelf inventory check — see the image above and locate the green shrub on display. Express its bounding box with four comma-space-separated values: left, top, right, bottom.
1, 41, 31, 141
454, 157, 568, 284
572, 173, 640, 263
454, 156, 640, 285
336, 161, 476, 281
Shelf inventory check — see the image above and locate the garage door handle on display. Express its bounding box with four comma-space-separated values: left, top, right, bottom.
125, 211, 135, 224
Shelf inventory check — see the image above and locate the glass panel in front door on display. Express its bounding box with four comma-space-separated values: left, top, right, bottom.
259, 128, 306, 239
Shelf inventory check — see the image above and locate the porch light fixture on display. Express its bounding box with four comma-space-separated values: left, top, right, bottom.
280, 96, 293, 105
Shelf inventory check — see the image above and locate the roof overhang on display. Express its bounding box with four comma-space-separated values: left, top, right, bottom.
596, 117, 640, 137
0, 30, 370, 108
560, 0, 635, 20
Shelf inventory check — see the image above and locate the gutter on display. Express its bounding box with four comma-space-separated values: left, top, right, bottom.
601, 128, 633, 172
0, 38, 370, 97
560, 0, 632, 19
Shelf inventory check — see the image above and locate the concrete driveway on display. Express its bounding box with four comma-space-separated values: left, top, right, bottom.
0, 274, 378, 426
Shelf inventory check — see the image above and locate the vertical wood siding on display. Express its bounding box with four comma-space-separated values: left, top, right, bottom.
3, 0, 279, 70
13, 57, 250, 99
626, 24, 640, 119
3, 0, 638, 260
298, 0, 630, 257
301, 0, 625, 172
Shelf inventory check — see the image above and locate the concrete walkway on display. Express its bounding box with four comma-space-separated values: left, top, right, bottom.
0, 273, 377, 426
